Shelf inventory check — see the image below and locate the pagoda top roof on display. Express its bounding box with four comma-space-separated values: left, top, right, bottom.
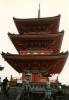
13, 15, 60, 22
2, 51, 68, 73
13, 15, 60, 34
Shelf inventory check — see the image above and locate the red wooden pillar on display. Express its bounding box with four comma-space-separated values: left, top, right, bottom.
22, 73, 25, 80
32, 73, 41, 82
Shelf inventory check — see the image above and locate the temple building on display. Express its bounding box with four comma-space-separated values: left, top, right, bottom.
2, 14, 68, 84
1, 11, 69, 99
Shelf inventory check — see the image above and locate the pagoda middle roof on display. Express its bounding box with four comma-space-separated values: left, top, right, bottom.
8, 31, 64, 38
8, 31, 64, 53
13, 15, 60, 34
2, 51, 68, 74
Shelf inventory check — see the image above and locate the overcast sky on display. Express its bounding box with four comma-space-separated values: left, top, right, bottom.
0, 0, 69, 84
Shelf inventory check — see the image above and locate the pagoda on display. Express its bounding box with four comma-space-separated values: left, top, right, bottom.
2, 14, 68, 83
1, 9, 69, 99
1, 3, 69, 99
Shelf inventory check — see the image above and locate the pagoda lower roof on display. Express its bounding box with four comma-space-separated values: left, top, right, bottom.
13, 15, 60, 34
8, 31, 64, 53
2, 52, 68, 74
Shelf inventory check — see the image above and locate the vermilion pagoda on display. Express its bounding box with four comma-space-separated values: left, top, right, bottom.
2, 14, 68, 83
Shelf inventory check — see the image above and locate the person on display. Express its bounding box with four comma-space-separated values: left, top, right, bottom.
1, 77, 9, 97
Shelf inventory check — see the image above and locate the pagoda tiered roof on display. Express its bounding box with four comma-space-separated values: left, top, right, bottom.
8, 31, 64, 53
1, 14, 68, 78
13, 15, 60, 34
2, 51, 68, 74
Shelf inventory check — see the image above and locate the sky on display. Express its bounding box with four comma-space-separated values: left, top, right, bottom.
0, 0, 69, 84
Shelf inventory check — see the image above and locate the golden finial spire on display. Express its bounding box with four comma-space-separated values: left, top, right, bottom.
38, 4, 40, 18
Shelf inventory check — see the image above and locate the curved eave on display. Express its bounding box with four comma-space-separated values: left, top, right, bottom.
2, 52, 68, 74
8, 31, 64, 39
13, 15, 60, 34
2, 51, 68, 60
13, 15, 60, 22
8, 31, 64, 53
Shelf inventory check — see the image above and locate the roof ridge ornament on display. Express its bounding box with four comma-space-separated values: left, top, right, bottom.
38, 4, 40, 18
